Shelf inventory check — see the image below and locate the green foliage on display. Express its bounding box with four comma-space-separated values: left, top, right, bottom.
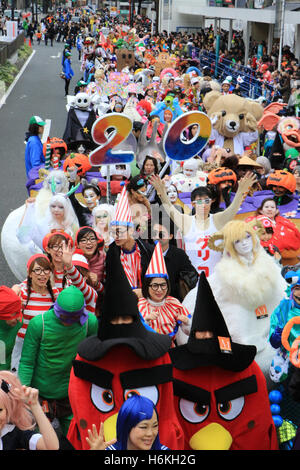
0, 61, 18, 86
0, 44, 32, 89
18, 44, 32, 60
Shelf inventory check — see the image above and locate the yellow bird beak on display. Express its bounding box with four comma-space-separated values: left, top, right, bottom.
103, 413, 118, 442
189, 423, 233, 450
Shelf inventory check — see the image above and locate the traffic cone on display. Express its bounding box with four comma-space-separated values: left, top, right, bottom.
28, 38, 31, 48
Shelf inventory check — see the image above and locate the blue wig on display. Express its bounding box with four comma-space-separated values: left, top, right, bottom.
113, 395, 162, 450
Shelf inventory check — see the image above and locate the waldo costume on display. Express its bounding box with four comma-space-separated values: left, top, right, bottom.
170, 272, 278, 450
67, 245, 184, 450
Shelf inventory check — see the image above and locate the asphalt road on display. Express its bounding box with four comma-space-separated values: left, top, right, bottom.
0, 38, 83, 286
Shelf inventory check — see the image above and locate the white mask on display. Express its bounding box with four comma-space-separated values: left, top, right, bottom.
234, 233, 253, 256
167, 188, 178, 203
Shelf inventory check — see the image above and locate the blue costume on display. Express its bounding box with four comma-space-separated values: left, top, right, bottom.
24, 134, 44, 177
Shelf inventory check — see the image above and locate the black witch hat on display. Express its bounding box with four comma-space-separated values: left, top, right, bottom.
77, 243, 171, 361
170, 272, 257, 372
269, 132, 285, 170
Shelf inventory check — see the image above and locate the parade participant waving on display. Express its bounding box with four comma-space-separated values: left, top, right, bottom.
150, 172, 256, 276
86, 395, 169, 450
0, 371, 59, 450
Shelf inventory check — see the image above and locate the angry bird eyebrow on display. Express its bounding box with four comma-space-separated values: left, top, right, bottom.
120, 364, 173, 389
73, 360, 114, 389
173, 379, 211, 404
214, 375, 257, 403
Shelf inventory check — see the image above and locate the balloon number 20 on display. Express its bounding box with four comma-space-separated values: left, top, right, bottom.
89, 113, 136, 166
90, 111, 212, 166
163, 111, 212, 161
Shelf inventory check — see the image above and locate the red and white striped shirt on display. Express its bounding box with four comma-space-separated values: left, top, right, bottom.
138, 296, 190, 337
53, 270, 71, 293
120, 244, 142, 289
66, 265, 98, 315
18, 281, 59, 339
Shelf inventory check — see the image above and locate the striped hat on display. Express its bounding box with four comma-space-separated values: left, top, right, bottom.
145, 241, 168, 278
110, 185, 133, 227
72, 249, 89, 270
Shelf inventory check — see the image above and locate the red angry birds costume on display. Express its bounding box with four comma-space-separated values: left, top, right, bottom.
67, 245, 183, 450
169, 272, 278, 450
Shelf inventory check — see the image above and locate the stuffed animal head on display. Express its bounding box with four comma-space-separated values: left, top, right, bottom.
203, 91, 263, 138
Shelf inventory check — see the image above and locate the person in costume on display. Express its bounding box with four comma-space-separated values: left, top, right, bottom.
181, 219, 287, 383
62, 92, 97, 152
10, 254, 59, 373
62, 51, 74, 96
69, 178, 102, 227
170, 272, 278, 450
92, 204, 115, 252
253, 197, 300, 257
108, 186, 153, 298
166, 183, 191, 215
61, 242, 99, 316
0, 371, 59, 450
150, 172, 257, 277
75, 226, 106, 292
43, 231, 74, 292
25, 116, 46, 178
138, 241, 191, 341
0, 287, 22, 371
86, 395, 169, 450
66, 245, 184, 450
152, 214, 198, 302
269, 270, 300, 352
18, 285, 98, 437
17, 190, 79, 252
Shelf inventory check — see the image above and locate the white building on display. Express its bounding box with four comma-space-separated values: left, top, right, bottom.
158, 0, 300, 63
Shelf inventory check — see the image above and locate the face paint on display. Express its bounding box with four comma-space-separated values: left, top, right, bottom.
167, 186, 178, 203
84, 189, 99, 209
234, 233, 253, 257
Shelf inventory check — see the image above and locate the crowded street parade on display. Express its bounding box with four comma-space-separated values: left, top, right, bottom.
0, 0, 300, 454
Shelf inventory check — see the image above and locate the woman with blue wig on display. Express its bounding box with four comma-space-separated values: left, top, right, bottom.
86, 395, 169, 450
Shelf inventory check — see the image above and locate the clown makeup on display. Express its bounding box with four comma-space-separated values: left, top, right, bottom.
127, 410, 159, 451
84, 189, 100, 210
167, 185, 178, 203
233, 232, 253, 257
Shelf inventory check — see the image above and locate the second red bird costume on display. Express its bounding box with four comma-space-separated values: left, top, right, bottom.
170, 272, 278, 450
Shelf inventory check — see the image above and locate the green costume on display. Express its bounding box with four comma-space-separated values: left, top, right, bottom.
0, 320, 22, 371
18, 286, 98, 435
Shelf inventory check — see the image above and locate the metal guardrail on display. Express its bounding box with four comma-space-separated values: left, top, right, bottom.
0, 31, 25, 66
189, 47, 277, 102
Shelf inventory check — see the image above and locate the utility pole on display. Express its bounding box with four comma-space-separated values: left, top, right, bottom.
275, 0, 286, 71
